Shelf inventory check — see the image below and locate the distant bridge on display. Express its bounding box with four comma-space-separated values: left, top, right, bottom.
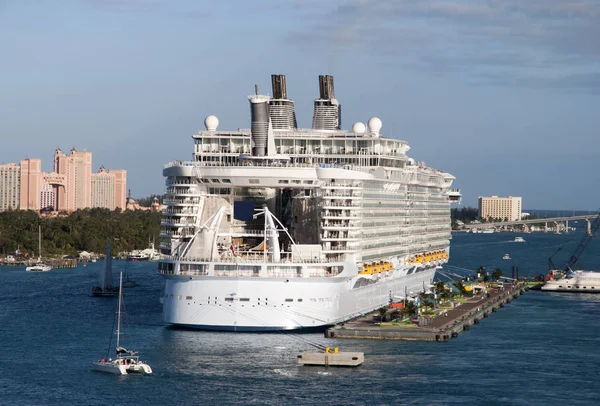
463, 214, 597, 235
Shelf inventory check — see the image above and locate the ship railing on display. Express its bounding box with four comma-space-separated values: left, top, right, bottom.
161, 255, 333, 264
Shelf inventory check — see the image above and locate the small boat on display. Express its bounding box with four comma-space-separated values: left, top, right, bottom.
503, 254, 511, 260
26, 226, 52, 272
92, 240, 119, 297
514, 237, 525, 243
122, 262, 138, 288
92, 272, 153, 375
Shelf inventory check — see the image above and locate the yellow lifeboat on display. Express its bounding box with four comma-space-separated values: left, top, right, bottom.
361, 263, 374, 274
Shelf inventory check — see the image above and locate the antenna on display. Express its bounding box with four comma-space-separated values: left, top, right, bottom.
255, 84, 258, 95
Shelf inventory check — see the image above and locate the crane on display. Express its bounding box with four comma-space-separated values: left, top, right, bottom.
548, 209, 600, 271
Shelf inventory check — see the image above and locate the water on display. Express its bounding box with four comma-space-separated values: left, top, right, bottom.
1, 232, 599, 405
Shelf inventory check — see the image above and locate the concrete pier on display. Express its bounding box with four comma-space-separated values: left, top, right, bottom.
298, 350, 364, 367
326, 283, 527, 341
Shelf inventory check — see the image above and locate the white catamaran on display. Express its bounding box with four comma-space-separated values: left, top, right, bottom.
26, 226, 52, 272
158, 74, 460, 331
92, 272, 152, 375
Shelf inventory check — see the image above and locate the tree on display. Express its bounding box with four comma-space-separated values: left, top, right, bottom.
376, 307, 387, 322
477, 266, 486, 279
453, 281, 468, 295
401, 300, 417, 318
492, 268, 503, 281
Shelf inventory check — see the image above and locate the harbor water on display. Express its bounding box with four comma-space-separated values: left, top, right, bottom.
1, 230, 599, 405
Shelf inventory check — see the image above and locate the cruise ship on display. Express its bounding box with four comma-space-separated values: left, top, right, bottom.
158, 74, 460, 331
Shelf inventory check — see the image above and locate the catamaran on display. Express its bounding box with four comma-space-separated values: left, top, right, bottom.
92, 272, 152, 375
26, 226, 52, 272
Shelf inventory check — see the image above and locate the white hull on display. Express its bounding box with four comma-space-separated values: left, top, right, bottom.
162, 266, 436, 331
542, 271, 600, 293
92, 360, 152, 375
26, 264, 52, 272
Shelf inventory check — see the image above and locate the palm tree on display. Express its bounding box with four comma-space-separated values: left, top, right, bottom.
453, 280, 468, 295
377, 306, 387, 322
401, 300, 417, 318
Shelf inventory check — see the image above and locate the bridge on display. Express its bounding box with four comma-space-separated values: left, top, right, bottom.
463, 215, 597, 235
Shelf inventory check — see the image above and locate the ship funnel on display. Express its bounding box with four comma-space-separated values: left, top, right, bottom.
312, 74, 341, 130
248, 94, 270, 156
268, 74, 297, 130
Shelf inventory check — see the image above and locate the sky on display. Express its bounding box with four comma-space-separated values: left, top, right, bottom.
1, 0, 599, 210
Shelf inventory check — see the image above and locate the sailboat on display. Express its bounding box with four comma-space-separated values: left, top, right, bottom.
92, 272, 153, 375
26, 226, 52, 272
122, 261, 139, 288
92, 240, 119, 297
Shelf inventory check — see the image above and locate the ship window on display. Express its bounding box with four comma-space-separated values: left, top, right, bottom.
559, 286, 562, 288
249, 179, 260, 184
292, 180, 301, 184
222, 179, 231, 183
240, 298, 250, 302
224, 297, 234, 302
211, 179, 220, 183
303, 180, 313, 184
297, 299, 303, 302
583, 287, 587, 289
278, 180, 289, 184
285, 298, 293, 302
186, 296, 192, 300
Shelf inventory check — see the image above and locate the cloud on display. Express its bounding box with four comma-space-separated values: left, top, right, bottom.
284, 0, 600, 91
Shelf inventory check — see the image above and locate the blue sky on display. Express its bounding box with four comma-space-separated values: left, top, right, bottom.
1, 0, 599, 210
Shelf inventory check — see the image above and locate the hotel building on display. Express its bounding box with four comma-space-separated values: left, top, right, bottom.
0, 162, 22, 211
0, 148, 126, 212
478, 196, 522, 221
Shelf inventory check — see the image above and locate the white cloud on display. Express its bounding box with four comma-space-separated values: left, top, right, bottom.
284, 0, 600, 90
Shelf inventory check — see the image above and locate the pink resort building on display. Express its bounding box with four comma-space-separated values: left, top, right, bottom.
0, 148, 127, 212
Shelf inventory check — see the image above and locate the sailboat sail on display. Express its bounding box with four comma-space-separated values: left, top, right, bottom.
100, 240, 113, 290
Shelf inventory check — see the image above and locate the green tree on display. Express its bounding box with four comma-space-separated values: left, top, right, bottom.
453, 281, 467, 295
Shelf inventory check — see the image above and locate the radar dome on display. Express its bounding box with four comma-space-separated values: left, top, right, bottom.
204, 115, 219, 131
352, 122, 366, 134
368, 117, 382, 136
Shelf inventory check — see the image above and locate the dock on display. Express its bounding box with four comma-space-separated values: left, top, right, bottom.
298, 349, 364, 367
1, 258, 78, 269
326, 283, 530, 341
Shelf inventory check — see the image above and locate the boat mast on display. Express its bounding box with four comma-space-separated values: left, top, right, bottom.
38, 225, 42, 262
116, 272, 123, 350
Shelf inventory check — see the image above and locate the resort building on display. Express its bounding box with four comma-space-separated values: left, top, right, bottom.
91, 167, 127, 210
0, 149, 126, 212
0, 162, 22, 211
478, 196, 522, 221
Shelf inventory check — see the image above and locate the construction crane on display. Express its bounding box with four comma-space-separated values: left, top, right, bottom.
548, 209, 600, 271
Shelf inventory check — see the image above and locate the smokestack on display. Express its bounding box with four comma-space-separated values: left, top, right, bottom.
312, 74, 341, 130
248, 95, 270, 156
319, 75, 335, 99
268, 74, 297, 130
271, 74, 287, 99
